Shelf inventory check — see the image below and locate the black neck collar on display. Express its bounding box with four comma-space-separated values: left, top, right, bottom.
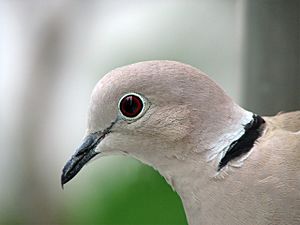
218, 114, 265, 171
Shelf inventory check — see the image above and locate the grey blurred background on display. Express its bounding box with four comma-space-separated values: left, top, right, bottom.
0, 0, 299, 224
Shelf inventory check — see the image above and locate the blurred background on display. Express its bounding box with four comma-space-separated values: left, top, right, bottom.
0, 0, 299, 224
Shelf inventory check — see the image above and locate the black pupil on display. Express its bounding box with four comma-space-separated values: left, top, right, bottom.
120, 95, 143, 117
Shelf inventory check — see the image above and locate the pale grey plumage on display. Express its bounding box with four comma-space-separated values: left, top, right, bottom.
63, 61, 300, 225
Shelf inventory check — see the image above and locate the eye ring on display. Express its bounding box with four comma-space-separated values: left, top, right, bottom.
118, 93, 148, 121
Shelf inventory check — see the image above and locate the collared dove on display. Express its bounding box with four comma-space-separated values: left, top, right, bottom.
62, 61, 300, 225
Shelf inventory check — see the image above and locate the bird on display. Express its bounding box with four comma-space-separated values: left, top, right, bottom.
61, 60, 300, 225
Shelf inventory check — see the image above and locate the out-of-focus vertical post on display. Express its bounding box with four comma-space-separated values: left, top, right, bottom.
14, 2, 71, 223
242, 0, 300, 115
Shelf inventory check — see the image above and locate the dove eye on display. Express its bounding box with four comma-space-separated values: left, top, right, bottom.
118, 93, 145, 119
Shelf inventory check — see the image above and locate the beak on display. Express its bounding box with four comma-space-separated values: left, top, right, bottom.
61, 132, 104, 188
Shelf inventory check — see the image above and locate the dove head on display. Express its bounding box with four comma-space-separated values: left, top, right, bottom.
61, 60, 252, 186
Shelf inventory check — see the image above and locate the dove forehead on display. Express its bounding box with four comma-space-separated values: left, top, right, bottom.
96, 60, 208, 98
87, 60, 213, 132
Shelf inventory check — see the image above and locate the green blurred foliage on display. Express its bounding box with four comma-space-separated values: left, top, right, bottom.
65, 156, 187, 225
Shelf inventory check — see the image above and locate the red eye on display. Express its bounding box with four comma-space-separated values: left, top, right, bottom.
119, 94, 143, 118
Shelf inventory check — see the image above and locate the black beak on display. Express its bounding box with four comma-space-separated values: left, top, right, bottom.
61, 132, 104, 188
